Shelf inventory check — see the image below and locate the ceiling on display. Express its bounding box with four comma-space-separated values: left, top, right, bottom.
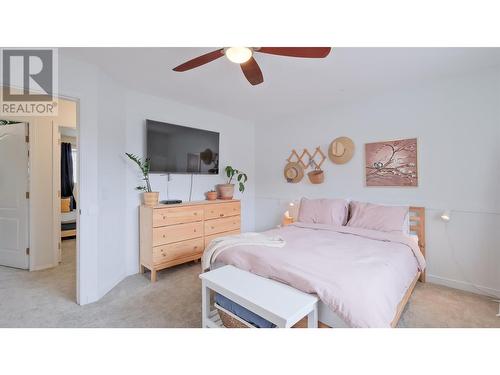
61, 48, 500, 122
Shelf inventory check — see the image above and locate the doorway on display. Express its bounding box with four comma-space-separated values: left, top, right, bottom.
0, 97, 79, 307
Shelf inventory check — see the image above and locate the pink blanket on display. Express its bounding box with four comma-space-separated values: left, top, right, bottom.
213, 223, 426, 328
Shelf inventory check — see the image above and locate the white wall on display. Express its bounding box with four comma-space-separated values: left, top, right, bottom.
254, 66, 500, 297
124, 91, 255, 276
58, 53, 255, 303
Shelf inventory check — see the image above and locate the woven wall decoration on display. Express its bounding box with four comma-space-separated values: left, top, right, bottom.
287, 147, 326, 170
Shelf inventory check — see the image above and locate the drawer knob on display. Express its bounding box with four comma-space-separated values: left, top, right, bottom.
163, 235, 166, 238
194, 212, 198, 216
194, 229, 197, 232
194, 246, 198, 249
162, 253, 166, 257
219, 213, 224, 217
162, 216, 166, 220
211, 226, 215, 230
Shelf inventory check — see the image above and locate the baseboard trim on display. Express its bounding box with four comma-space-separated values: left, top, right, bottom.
427, 274, 500, 298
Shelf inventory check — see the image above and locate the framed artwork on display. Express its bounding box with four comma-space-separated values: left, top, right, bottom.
365, 138, 418, 187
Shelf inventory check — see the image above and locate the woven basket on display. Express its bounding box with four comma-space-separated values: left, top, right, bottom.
217, 308, 250, 328
217, 307, 311, 328
143, 192, 159, 207
307, 169, 324, 184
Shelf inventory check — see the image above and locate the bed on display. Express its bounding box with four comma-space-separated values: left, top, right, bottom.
206, 203, 426, 328
61, 210, 77, 239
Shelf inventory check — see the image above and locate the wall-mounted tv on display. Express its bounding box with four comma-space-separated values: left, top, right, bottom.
146, 119, 219, 174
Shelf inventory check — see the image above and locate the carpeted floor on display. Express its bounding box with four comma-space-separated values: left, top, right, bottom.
0, 239, 498, 328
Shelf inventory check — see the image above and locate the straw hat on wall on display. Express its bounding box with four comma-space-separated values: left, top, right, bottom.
283, 162, 304, 183
328, 137, 355, 164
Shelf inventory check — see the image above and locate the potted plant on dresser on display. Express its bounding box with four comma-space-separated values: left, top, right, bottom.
206, 190, 218, 201
217, 165, 248, 200
125, 152, 159, 207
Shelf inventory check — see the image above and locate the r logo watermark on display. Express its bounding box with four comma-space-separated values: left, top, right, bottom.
0, 48, 58, 116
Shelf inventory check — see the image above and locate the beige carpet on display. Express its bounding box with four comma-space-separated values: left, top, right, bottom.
0, 239, 498, 328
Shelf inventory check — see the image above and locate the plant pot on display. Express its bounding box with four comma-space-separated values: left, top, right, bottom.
143, 192, 159, 207
217, 184, 235, 200
308, 169, 324, 184
206, 191, 218, 201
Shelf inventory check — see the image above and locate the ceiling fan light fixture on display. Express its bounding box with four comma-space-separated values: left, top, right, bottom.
225, 47, 253, 64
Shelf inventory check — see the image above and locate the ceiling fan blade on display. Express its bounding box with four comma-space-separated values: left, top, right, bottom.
173, 49, 224, 72
240, 57, 264, 85
257, 47, 331, 58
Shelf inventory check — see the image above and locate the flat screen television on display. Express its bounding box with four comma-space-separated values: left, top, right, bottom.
146, 119, 219, 174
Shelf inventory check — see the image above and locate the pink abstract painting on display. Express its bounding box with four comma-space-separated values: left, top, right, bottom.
365, 138, 418, 187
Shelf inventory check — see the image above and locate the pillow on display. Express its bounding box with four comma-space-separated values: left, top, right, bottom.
346, 201, 409, 233
298, 198, 349, 226
61, 197, 71, 213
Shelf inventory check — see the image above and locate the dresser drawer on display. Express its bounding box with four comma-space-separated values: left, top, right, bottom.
204, 216, 240, 236
153, 206, 203, 227
153, 222, 203, 246
204, 202, 240, 220
204, 229, 240, 249
153, 238, 203, 264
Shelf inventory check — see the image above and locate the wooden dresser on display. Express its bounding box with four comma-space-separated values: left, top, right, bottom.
139, 199, 241, 281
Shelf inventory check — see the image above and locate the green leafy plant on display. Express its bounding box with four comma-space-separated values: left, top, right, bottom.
0, 120, 21, 126
225, 166, 248, 193
125, 153, 152, 192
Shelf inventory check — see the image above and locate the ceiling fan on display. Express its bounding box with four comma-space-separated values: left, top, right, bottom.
173, 47, 331, 86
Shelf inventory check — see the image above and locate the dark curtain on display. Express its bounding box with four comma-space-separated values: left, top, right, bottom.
61, 142, 76, 209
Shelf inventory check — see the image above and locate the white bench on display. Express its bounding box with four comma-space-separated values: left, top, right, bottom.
199, 265, 318, 328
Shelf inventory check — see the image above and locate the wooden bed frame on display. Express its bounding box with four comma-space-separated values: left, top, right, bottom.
388, 206, 426, 327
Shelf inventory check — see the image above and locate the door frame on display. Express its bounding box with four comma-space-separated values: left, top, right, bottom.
55, 95, 80, 303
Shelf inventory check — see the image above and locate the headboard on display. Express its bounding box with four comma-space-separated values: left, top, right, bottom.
409, 206, 425, 282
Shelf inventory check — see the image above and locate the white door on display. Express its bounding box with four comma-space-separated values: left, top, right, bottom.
0, 122, 29, 269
